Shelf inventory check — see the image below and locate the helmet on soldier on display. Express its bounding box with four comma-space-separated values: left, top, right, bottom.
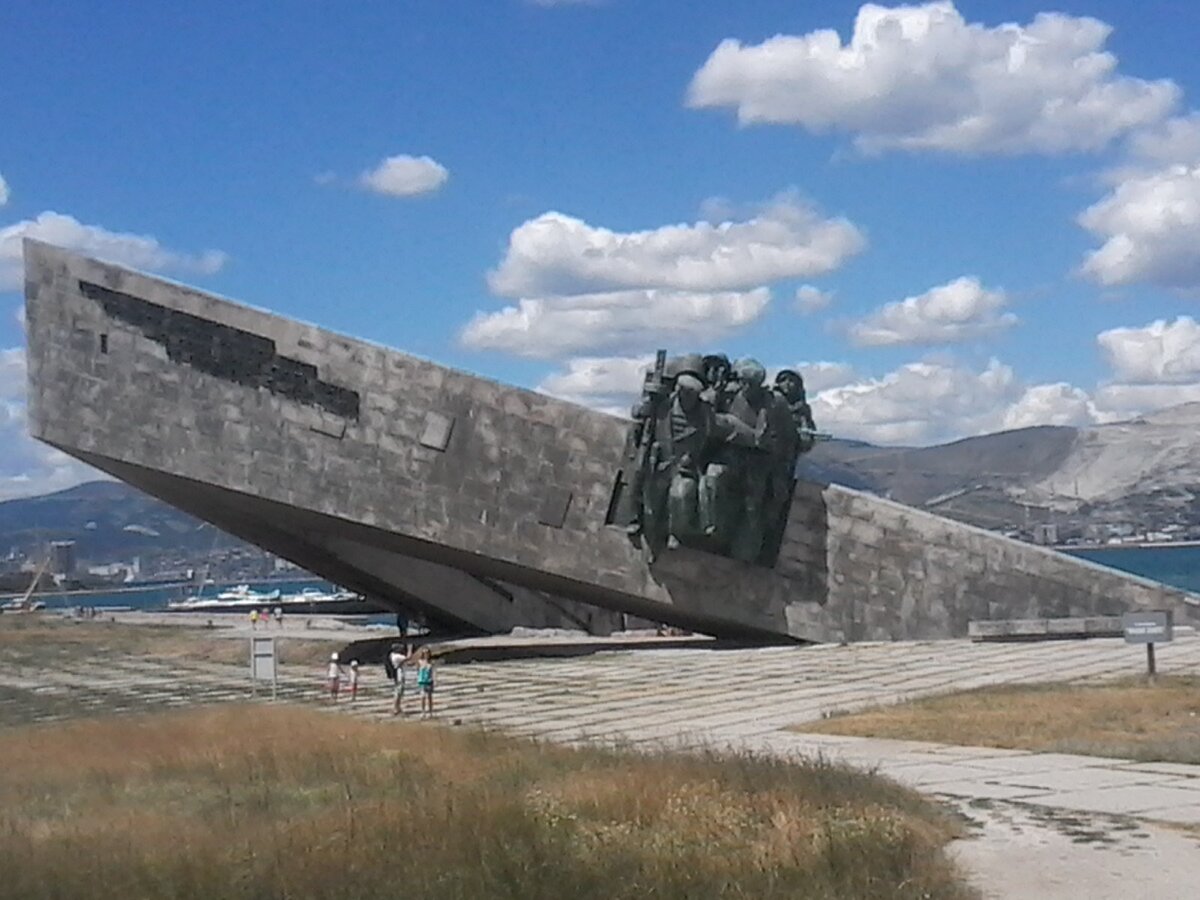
675, 373, 704, 394
664, 353, 704, 381
733, 357, 766, 387
775, 369, 805, 401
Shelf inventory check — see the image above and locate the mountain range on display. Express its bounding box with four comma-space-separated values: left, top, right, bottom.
4, 402, 1199, 562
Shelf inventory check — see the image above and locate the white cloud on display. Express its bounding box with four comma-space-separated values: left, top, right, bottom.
687, 2, 1177, 156
0, 173, 9, 207
0, 348, 103, 500
358, 154, 449, 197
794, 285, 833, 314
1002, 383, 1104, 429
536, 355, 652, 416
0, 211, 227, 292
487, 194, 865, 297
811, 358, 1022, 444
1092, 382, 1200, 419
788, 361, 858, 393
1123, 113, 1200, 171
461, 287, 770, 359
1079, 164, 1200, 289
848, 276, 1016, 347
1097, 317, 1200, 383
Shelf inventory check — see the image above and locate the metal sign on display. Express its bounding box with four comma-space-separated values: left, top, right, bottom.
250, 636, 277, 698
1122, 611, 1174, 645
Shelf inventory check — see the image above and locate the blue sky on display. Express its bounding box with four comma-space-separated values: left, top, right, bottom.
5, 0, 1200, 497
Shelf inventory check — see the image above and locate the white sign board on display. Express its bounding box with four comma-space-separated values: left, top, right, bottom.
250, 636, 277, 697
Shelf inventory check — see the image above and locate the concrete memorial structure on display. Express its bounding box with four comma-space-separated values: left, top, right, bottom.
23, 241, 1200, 641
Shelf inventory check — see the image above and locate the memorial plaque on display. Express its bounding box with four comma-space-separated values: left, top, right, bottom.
1122, 610, 1173, 644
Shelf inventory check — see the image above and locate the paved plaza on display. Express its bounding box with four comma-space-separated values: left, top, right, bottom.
5, 625, 1200, 898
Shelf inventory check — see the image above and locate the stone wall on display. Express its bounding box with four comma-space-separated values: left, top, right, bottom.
24, 241, 1199, 641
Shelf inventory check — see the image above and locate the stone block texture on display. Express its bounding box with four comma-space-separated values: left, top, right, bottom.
24, 242, 1199, 641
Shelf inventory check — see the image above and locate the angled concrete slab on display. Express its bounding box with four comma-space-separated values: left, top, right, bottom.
24, 242, 1200, 640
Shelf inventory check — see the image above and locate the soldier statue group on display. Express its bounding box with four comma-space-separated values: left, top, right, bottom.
614, 351, 825, 567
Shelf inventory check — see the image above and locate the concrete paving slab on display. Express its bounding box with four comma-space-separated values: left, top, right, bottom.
1024, 784, 1200, 816
991, 766, 1178, 793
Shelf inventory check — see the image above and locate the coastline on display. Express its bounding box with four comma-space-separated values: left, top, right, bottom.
1058, 540, 1200, 552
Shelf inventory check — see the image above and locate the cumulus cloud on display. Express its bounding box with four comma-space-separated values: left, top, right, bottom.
1002, 383, 1104, 429
1079, 165, 1200, 289
811, 358, 1022, 444
487, 194, 865, 297
461, 288, 770, 359
0, 212, 227, 292
359, 154, 449, 197
536, 355, 652, 416
786, 361, 858, 393
848, 276, 1016, 347
1097, 317, 1200, 384
0, 173, 9, 207
687, 2, 1177, 156
0, 348, 103, 499
794, 285, 833, 314
1092, 382, 1200, 418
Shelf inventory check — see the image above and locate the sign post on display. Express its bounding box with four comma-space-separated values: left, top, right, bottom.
1122, 611, 1173, 679
250, 636, 278, 700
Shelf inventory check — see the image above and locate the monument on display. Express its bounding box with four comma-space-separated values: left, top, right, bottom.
23, 241, 1199, 642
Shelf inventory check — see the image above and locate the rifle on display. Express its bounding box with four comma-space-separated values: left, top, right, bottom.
613, 350, 668, 532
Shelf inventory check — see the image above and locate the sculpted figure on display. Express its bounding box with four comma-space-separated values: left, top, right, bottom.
639, 354, 706, 560
724, 359, 776, 563
665, 369, 712, 548
758, 369, 813, 563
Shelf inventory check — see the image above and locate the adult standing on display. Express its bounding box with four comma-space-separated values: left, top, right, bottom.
388, 642, 409, 716
327, 652, 342, 702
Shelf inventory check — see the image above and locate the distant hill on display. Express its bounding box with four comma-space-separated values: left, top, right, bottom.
0, 480, 241, 563
5, 402, 1200, 561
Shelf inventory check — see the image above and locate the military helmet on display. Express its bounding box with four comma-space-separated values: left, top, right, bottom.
732, 357, 766, 387
664, 353, 705, 381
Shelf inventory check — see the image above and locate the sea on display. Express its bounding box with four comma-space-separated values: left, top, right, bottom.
19, 578, 333, 613
13, 545, 1200, 613
1064, 544, 1200, 594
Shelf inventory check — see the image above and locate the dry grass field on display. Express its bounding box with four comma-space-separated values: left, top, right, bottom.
802, 677, 1200, 764
0, 613, 334, 668
0, 705, 973, 899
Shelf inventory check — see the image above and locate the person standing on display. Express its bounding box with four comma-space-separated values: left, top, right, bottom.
249, 608, 259, 630
327, 652, 342, 702
348, 660, 360, 702
416, 647, 435, 719
388, 643, 409, 716
273, 606, 283, 629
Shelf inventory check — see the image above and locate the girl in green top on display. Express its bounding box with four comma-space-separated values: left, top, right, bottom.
416, 647, 435, 719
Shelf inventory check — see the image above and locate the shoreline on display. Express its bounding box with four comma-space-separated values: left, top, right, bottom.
1059, 540, 1200, 552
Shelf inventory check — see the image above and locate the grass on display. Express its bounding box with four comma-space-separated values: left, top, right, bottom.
0, 705, 974, 900
801, 676, 1200, 765
0, 613, 334, 668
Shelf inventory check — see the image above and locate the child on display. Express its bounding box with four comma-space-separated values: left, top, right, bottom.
416, 647, 435, 719
348, 660, 360, 702
327, 652, 342, 702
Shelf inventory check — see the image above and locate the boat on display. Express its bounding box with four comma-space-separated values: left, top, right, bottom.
215, 584, 281, 602
166, 584, 388, 615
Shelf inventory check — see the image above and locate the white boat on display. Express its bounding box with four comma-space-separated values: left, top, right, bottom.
215, 584, 281, 602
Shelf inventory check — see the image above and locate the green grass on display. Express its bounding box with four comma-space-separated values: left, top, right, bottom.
0, 705, 974, 899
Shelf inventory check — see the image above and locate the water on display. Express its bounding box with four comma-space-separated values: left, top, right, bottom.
28, 579, 332, 613
23, 545, 1200, 614
1064, 545, 1200, 594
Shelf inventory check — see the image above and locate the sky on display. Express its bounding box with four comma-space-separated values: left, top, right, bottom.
4, 0, 1200, 499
